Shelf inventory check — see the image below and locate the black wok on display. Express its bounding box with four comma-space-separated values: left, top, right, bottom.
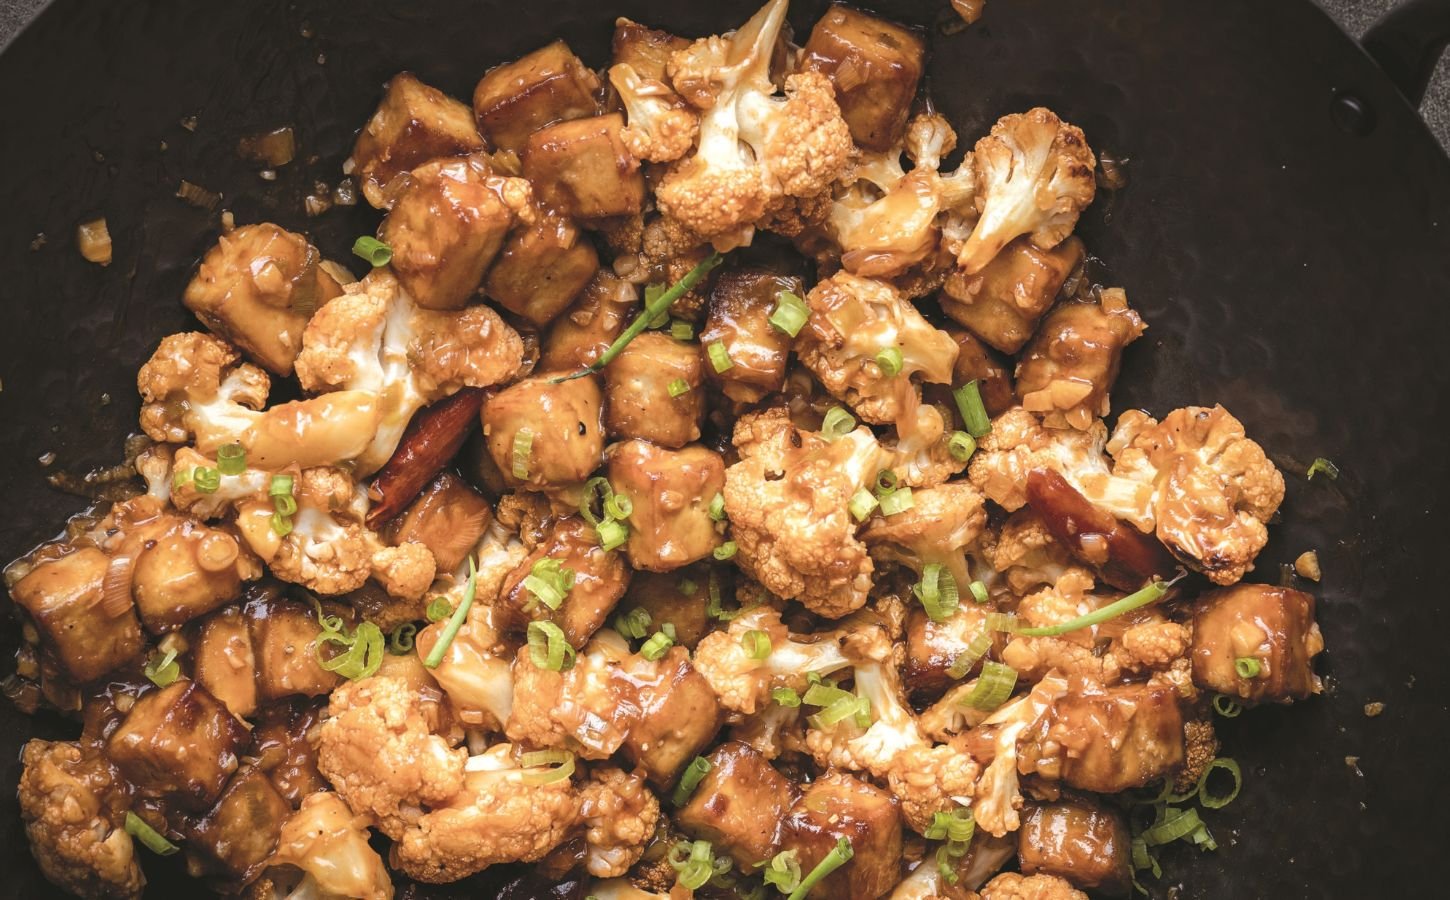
1, 0, 1448, 897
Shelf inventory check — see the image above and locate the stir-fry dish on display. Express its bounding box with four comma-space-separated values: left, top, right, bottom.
4, 2, 1328, 898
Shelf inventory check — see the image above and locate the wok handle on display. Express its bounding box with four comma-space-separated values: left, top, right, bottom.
1363, 0, 1450, 107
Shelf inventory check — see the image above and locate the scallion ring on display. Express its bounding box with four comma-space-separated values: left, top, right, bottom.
741, 629, 772, 660
706, 340, 734, 373
672, 756, 712, 808
426, 596, 453, 623
713, 540, 737, 561
878, 485, 914, 516
953, 380, 991, 438
763, 849, 803, 893
511, 428, 534, 480
820, 406, 855, 442
518, 749, 576, 785
946, 629, 993, 679
352, 235, 393, 267
771, 686, 801, 707
1196, 757, 1243, 809
192, 466, 221, 494
1234, 657, 1262, 679
875, 346, 903, 376
960, 661, 1017, 711
526, 620, 577, 672
614, 606, 652, 640
640, 630, 674, 661
143, 649, 180, 688
1212, 693, 1244, 718
216, 442, 246, 475
667, 378, 691, 398
596, 518, 629, 552
388, 623, 417, 654
947, 430, 976, 462
848, 488, 879, 522
708, 492, 726, 521
768, 290, 809, 337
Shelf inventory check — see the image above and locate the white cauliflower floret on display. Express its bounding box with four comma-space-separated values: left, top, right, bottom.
17, 740, 143, 900
970, 672, 1068, 837
316, 674, 466, 838
505, 630, 636, 759
392, 742, 582, 883
958, 108, 1096, 274
979, 510, 1083, 596
578, 767, 661, 877
979, 872, 1088, 900
796, 272, 959, 441
882, 405, 970, 489
253, 792, 394, 900
657, 0, 852, 249
862, 480, 988, 589
609, 63, 698, 163
1000, 571, 1123, 684
692, 606, 851, 714
294, 271, 524, 474
723, 408, 887, 618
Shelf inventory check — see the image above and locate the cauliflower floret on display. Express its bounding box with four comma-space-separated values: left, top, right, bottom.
979, 872, 1088, 900
1106, 406, 1285, 584
17, 740, 143, 900
999, 570, 1119, 684
505, 630, 635, 759
370, 542, 436, 599
578, 767, 661, 877
253, 792, 394, 900
294, 271, 525, 474
392, 742, 582, 883
1175, 718, 1220, 793
657, 0, 852, 249
692, 606, 851, 714
958, 108, 1096, 274
978, 510, 1082, 596
588, 881, 671, 899
970, 672, 1068, 838
796, 272, 958, 439
609, 63, 698, 163
316, 675, 466, 838
882, 405, 970, 489
723, 408, 887, 618
1117, 619, 1193, 671
862, 480, 987, 589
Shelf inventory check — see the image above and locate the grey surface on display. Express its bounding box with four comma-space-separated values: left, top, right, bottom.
0, 0, 1446, 148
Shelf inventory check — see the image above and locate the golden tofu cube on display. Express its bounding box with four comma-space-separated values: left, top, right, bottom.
106, 680, 249, 811
1191, 584, 1324, 704
472, 41, 601, 153
619, 647, 724, 786
185, 767, 291, 881
699, 269, 802, 404
131, 521, 250, 634
349, 72, 485, 208
498, 516, 631, 647
940, 236, 1084, 354
781, 772, 904, 900
484, 206, 599, 325
801, 4, 926, 151
244, 592, 342, 702
607, 440, 725, 572
1019, 799, 1132, 895
482, 373, 605, 489
621, 564, 714, 649
677, 741, 799, 867
523, 113, 644, 219
604, 332, 704, 448
10, 548, 144, 684
383, 471, 494, 573
193, 605, 258, 719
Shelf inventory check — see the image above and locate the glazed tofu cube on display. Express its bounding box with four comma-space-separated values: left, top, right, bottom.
620, 564, 714, 649
1020, 683, 1185, 793
383, 471, 494, 573
604, 332, 704, 447
618, 646, 724, 785
131, 521, 248, 633
523, 113, 644, 219
1191, 584, 1324, 704
1015, 289, 1145, 430
540, 271, 638, 372
380, 154, 528, 310
699, 269, 801, 403
940, 236, 1085, 354
606, 440, 725, 572
902, 605, 988, 703
244, 593, 342, 702
185, 767, 291, 881
1019, 799, 1132, 895
611, 19, 689, 81
801, 4, 926, 151
677, 741, 798, 867
10, 547, 143, 684
934, 327, 1015, 418
482, 373, 605, 489
193, 606, 258, 719
349, 72, 485, 208
251, 699, 329, 805
781, 771, 904, 900
497, 516, 631, 646
106, 680, 249, 811
484, 206, 600, 325
472, 41, 601, 153
183, 223, 343, 375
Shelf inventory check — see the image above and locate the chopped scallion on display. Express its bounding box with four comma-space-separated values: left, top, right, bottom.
596, 518, 629, 551
192, 466, 221, 494
511, 428, 534, 480
1235, 657, 1262, 679
216, 443, 246, 475
768, 290, 809, 337
820, 406, 855, 441
352, 235, 393, 267
849, 488, 879, 522
388, 623, 417, 654
708, 492, 726, 521
526, 620, 577, 672
913, 563, 960, 622
771, 686, 801, 707
426, 597, 453, 623
672, 756, 712, 808
713, 540, 738, 561
741, 629, 772, 660
640, 630, 674, 661
953, 380, 991, 438
968, 580, 989, 604
125, 812, 178, 856
143, 648, 180, 688
604, 493, 633, 521
316, 620, 386, 680
878, 485, 914, 516
875, 346, 903, 376
615, 607, 652, 640
763, 849, 803, 893
667, 378, 691, 398
947, 430, 976, 462
518, 749, 576, 785
786, 837, 853, 900
670, 318, 695, 341
960, 661, 1017, 711
424, 557, 477, 669
707, 340, 734, 373
1196, 757, 1243, 809
946, 629, 993, 679
1212, 693, 1244, 718
1306, 457, 1340, 480
270, 511, 293, 537
1017, 573, 1183, 636
524, 557, 575, 611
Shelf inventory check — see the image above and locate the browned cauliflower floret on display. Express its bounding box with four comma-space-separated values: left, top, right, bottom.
609, 63, 698, 163
656, 0, 852, 249
1117, 619, 1193, 671
692, 606, 850, 715
392, 742, 582, 883
294, 271, 525, 474
862, 480, 987, 589
882, 405, 970, 489
317, 675, 466, 838
369, 542, 436, 600
254, 792, 394, 900
506, 631, 634, 759
578, 767, 661, 877
979, 872, 1088, 900
1175, 718, 1220, 793
1107, 406, 1285, 584
971, 673, 1069, 837
958, 108, 1096, 274
979, 510, 1082, 596
18, 740, 143, 900
723, 408, 886, 618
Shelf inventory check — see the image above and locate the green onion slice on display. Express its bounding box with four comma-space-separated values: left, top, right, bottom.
1234, 657, 1262, 679
270, 511, 293, 536
388, 623, 417, 655
352, 235, 393, 267
953, 380, 991, 438
1306, 457, 1340, 480
771, 686, 801, 707
707, 340, 734, 373
667, 378, 691, 398
923, 808, 975, 844
1212, 693, 1243, 718
820, 406, 855, 442
848, 488, 879, 522
947, 431, 976, 463
511, 428, 534, 480
875, 346, 904, 376
640, 630, 674, 661
426, 597, 453, 623
193, 466, 221, 494
672, 756, 712, 808
985, 612, 1018, 633
960, 661, 1017, 711
526, 620, 577, 672
216, 443, 246, 475
1141, 807, 1206, 847
524, 557, 575, 611
741, 629, 772, 660
875, 469, 899, 495
670, 839, 718, 891
763, 848, 803, 893
317, 621, 386, 680
425, 557, 478, 669
604, 493, 633, 521
1197, 757, 1242, 809
143, 649, 180, 688
268, 474, 294, 498
787, 837, 853, 900
596, 518, 629, 552
670, 318, 695, 341
946, 629, 993, 679
878, 485, 915, 516
1017, 573, 1183, 637
125, 812, 178, 856
554, 252, 723, 383
713, 540, 738, 561
614, 607, 652, 640
708, 492, 726, 521
913, 563, 961, 622
768, 290, 809, 337
518, 749, 576, 785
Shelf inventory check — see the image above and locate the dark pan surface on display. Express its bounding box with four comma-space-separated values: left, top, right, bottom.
1, 0, 1447, 896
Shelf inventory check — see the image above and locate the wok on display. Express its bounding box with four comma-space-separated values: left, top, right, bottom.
1, 0, 1447, 897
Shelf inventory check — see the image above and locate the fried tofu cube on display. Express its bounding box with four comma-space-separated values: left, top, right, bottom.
604, 332, 704, 447
801, 4, 926, 151
1020, 683, 1185, 793
251, 699, 329, 805
936, 327, 1015, 418
482, 373, 605, 489
498, 516, 631, 646
1016, 289, 1145, 430
540, 271, 638, 372
677, 741, 798, 867
607, 440, 725, 572
484, 206, 600, 325
1191, 584, 1324, 704
193, 605, 258, 719
940, 236, 1084, 354
106, 680, 249, 811
902, 606, 987, 703
131, 521, 249, 633
523, 113, 644, 219
183, 223, 343, 375
699, 269, 801, 404
472, 41, 601, 153
611, 19, 689, 80
185, 767, 291, 881
618, 647, 724, 785
380, 154, 529, 310
383, 471, 494, 573
244, 593, 342, 702
349, 72, 485, 208
621, 564, 714, 649
781, 771, 904, 900
10, 547, 143, 684
1019, 799, 1132, 895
